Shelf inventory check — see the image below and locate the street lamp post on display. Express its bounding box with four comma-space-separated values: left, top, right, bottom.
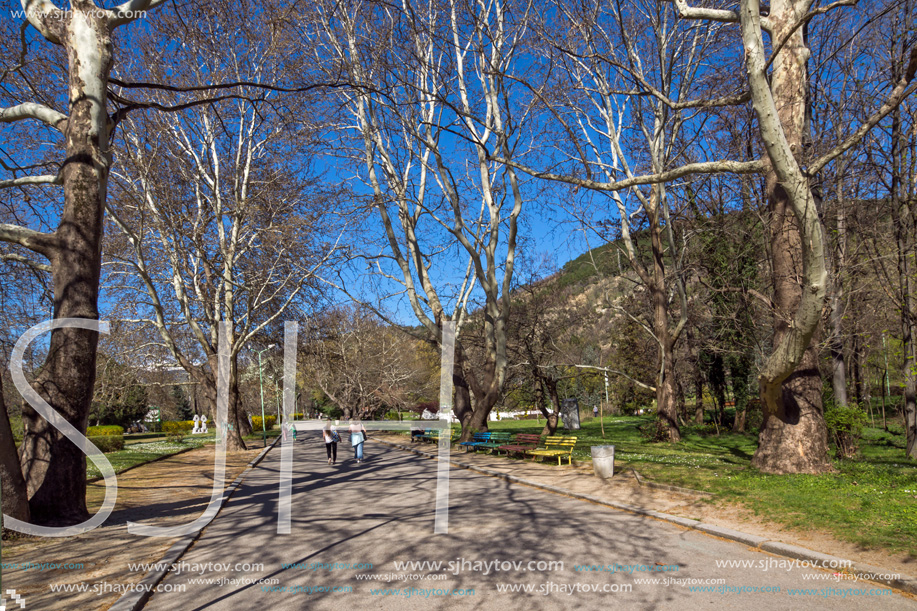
257, 344, 276, 448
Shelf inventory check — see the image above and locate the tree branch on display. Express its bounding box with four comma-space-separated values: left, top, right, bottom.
0, 174, 61, 189
491, 155, 766, 192
574, 364, 657, 393
0, 222, 58, 256
808, 44, 917, 176
0, 103, 67, 131
108, 77, 352, 96
108, 0, 170, 28
0, 252, 51, 272
670, 0, 773, 32
18, 0, 63, 44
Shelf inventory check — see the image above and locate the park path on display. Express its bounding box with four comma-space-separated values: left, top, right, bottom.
375, 434, 917, 578
140, 435, 917, 611
2, 443, 264, 611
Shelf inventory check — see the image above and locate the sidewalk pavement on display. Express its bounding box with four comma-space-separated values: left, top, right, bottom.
374, 433, 917, 596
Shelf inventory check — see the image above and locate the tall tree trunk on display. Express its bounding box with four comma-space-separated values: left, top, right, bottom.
19, 9, 113, 524
227, 355, 251, 440
752, 177, 830, 471
194, 364, 247, 451
0, 377, 30, 524
648, 193, 681, 442
828, 284, 849, 409
743, 0, 832, 473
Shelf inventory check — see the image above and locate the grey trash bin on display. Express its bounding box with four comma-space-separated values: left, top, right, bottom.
591, 445, 615, 479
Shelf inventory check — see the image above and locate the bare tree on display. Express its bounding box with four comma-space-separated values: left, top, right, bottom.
527, 0, 741, 441
674, 0, 917, 472
0, 0, 173, 525
496, 0, 916, 471
302, 306, 437, 419
105, 89, 337, 450
311, 0, 536, 439
860, 0, 917, 458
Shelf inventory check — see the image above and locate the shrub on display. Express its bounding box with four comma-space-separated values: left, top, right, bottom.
89, 435, 124, 453
824, 401, 868, 458
87, 425, 124, 437
162, 420, 212, 434
162, 420, 191, 434
251, 415, 277, 430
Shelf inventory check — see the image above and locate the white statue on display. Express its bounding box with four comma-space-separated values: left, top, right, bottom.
200, 416, 208, 434
191, 414, 201, 434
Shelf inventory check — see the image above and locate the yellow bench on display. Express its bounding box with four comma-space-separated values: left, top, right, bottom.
528, 435, 577, 466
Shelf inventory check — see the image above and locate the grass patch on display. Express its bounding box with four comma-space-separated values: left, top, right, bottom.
487, 416, 917, 556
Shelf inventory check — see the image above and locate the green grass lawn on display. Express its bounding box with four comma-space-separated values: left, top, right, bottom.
485, 416, 917, 556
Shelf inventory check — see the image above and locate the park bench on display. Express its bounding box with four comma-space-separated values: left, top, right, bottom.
459, 431, 492, 451
497, 433, 543, 457
528, 436, 578, 466
419, 428, 458, 444
472, 432, 514, 453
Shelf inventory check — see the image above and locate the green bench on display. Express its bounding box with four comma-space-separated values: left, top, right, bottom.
528, 436, 578, 465
498, 433, 543, 457
419, 429, 457, 444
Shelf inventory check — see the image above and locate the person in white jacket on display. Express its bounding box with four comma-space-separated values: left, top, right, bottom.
322, 422, 339, 465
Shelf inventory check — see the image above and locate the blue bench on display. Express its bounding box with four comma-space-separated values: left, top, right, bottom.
459, 431, 492, 452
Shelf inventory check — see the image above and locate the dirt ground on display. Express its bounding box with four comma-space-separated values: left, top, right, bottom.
2, 444, 265, 611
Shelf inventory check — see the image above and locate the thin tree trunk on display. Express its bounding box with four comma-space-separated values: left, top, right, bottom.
896, 224, 917, 455
731, 354, 752, 433
539, 378, 561, 436
648, 194, 680, 442
829, 158, 849, 407
851, 333, 863, 406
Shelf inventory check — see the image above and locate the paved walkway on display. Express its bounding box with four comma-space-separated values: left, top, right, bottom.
375, 434, 917, 580
139, 436, 917, 610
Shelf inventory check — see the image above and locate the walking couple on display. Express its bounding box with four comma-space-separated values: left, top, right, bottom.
322, 419, 368, 465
